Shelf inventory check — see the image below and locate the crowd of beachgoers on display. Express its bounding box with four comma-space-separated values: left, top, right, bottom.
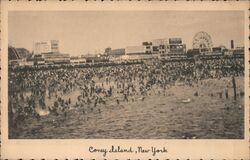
8, 58, 244, 129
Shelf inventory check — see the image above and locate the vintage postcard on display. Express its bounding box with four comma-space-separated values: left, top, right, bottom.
1, 1, 249, 159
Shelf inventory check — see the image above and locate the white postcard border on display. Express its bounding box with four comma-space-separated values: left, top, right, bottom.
1, 1, 249, 159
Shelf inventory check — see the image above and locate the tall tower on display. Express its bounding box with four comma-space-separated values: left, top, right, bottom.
231, 40, 234, 49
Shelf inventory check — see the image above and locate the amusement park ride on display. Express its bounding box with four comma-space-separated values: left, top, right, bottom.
192, 31, 213, 53
186, 31, 239, 58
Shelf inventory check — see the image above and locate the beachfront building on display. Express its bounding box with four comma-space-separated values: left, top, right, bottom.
125, 46, 145, 55
152, 38, 168, 46
104, 47, 111, 56
233, 47, 244, 56
105, 48, 126, 62
167, 38, 186, 56
152, 46, 159, 55
70, 56, 87, 64
42, 52, 70, 64
106, 48, 125, 57
33, 40, 59, 54
152, 38, 168, 55
32, 40, 71, 64
142, 42, 153, 54
152, 45, 166, 55
82, 54, 109, 63
124, 44, 157, 60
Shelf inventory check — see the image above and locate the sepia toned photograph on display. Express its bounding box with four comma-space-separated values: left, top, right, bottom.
1, 1, 250, 159
7, 10, 245, 139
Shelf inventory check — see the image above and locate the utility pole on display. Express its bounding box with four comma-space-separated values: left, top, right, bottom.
232, 76, 237, 100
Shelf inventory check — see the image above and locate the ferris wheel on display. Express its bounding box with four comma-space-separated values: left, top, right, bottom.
192, 31, 213, 51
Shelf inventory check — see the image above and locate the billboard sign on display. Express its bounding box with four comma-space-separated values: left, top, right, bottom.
169, 38, 182, 44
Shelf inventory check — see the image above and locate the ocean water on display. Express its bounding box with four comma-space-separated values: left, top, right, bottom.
9, 77, 244, 139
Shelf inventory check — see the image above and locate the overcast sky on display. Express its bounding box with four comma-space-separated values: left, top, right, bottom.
9, 11, 244, 56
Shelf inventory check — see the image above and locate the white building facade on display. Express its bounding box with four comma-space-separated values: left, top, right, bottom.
33, 40, 59, 54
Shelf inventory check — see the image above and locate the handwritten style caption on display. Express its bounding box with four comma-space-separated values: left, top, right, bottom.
89, 145, 168, 157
